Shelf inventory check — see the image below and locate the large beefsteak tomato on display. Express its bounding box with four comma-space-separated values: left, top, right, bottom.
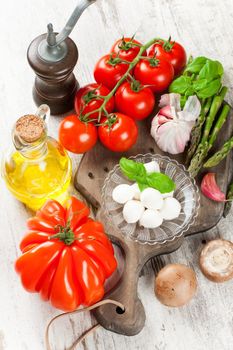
15, 197, 117, 311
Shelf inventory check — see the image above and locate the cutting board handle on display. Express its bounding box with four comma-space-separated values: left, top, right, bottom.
93, 230, 184, 335
93, 243, 145, 336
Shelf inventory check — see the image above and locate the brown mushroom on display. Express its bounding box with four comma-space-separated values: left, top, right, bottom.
154, 263, 197, 307
199, 239, 233, 283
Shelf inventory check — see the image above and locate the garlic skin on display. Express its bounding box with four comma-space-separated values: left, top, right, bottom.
140, 209, 163, 228
140, 188, 163, 210
123, 200, 145, 224
159, 197, 181, 220
151, 94, 201, 155
112, 184, 134, 204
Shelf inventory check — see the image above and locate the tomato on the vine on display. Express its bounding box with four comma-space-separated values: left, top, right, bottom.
111, 37, 147, 62
148, 39, 186, 75
94, 54, 129, 90
59, 115, 97, 154
74, 83, 115, 120
115, 81, 155, 120
98, 113, 138, 152
134, 57, 174, 93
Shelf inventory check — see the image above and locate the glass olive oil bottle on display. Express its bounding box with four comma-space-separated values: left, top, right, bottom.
2, 105, 72, 211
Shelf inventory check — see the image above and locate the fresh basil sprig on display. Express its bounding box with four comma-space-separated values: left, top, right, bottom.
119, 158, 176, 194
169, 56, 224, 105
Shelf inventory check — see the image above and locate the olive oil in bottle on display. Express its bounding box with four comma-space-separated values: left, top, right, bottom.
2, 105, 72, 211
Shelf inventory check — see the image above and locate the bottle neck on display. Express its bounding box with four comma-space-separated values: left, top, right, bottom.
12, 125, 48, 160
18, 138, 48, 159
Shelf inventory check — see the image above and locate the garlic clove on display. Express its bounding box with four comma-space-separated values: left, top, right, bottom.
199, 239, 233, 283
140, 188, 163, 210
139, 209, 163, 228
159, 197, 181, 220
131, 183, 141, 200
123, 200, 145, 224
112, 184, 134, 204
144, 161, 160, 173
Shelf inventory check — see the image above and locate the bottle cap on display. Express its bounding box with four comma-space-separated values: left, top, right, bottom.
15, 115, 45, 143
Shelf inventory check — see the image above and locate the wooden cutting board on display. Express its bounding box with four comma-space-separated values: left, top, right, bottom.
74, 109, 233, 336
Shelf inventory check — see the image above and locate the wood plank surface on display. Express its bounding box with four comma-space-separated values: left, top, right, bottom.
0, 0, 233, 349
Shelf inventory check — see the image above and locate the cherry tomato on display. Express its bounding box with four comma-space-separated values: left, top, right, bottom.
111, 37, 147, 62
115, 81, 155, 120
98, 113, 138, 152
148, 39, 186, 75
134, 57, 174, 93
59, 115, 97, 154
94, 54, 129, 90
74, 83, 115, 120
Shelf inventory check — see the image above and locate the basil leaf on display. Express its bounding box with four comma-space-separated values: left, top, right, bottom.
215, 60, 224, 76
193, 78, 208, 91
199, 60, 223, 81
146, 173, 176, 194
197, 78, 221, 98
119, 158, 147, 182
137, 182, 148, 192
184, 56, 208, 74
184, 86, 195, 96
169, 76, 192, 94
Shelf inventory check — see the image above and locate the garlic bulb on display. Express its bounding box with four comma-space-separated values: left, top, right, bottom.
151, 93, 201, 154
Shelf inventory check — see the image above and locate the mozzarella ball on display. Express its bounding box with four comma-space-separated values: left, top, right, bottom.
140, 188, 163, 210
123, 200, 145, 224
162, 191, 174, 199
144, 161, 160, 174
140, 209, 163, 228
112, 184, 134, 204
159, 197, 181, 220
131, 183, 141, 200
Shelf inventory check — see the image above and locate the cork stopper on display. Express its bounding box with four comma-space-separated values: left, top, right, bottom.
15, 115, 45, 143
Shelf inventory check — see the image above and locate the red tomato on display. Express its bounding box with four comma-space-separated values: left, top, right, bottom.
59, 115, 97, 154
94, 54, 129, 90
111, 37, 147, 62
115, 81, 155, 120
148, 39, 186, 75
134, 57, 174, 93
15, 196, 117, 311
98, 113, 138, 152
74, 83, 115, 120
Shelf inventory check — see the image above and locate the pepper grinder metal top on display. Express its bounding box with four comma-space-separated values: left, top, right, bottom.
27, 0, 96, 115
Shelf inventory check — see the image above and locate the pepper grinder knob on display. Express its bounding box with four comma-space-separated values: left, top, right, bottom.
27, 0, 96, 115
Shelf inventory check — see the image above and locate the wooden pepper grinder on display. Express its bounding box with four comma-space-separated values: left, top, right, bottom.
27, 0, 96, 115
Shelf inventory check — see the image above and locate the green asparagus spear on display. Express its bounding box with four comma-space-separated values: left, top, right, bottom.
188, 141, 209, 177
186, 97, 212, 165
208, 103, 231, 148
223, 182, 233, 217
188, 87, 228, 176
201, 88, 227, 143
204, 136, 233, 168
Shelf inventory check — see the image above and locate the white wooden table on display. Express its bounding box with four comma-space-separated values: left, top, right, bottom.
0, 0, 233, 349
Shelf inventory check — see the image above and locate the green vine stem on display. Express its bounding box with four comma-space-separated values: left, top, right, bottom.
82, 37, 160, 121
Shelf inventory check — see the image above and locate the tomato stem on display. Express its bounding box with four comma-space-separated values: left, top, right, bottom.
82, 37, 161, 122
49, 225, 75, 245
162, 36, 175, 52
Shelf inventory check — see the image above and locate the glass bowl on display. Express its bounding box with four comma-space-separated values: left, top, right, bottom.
102, 153, 200, 245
